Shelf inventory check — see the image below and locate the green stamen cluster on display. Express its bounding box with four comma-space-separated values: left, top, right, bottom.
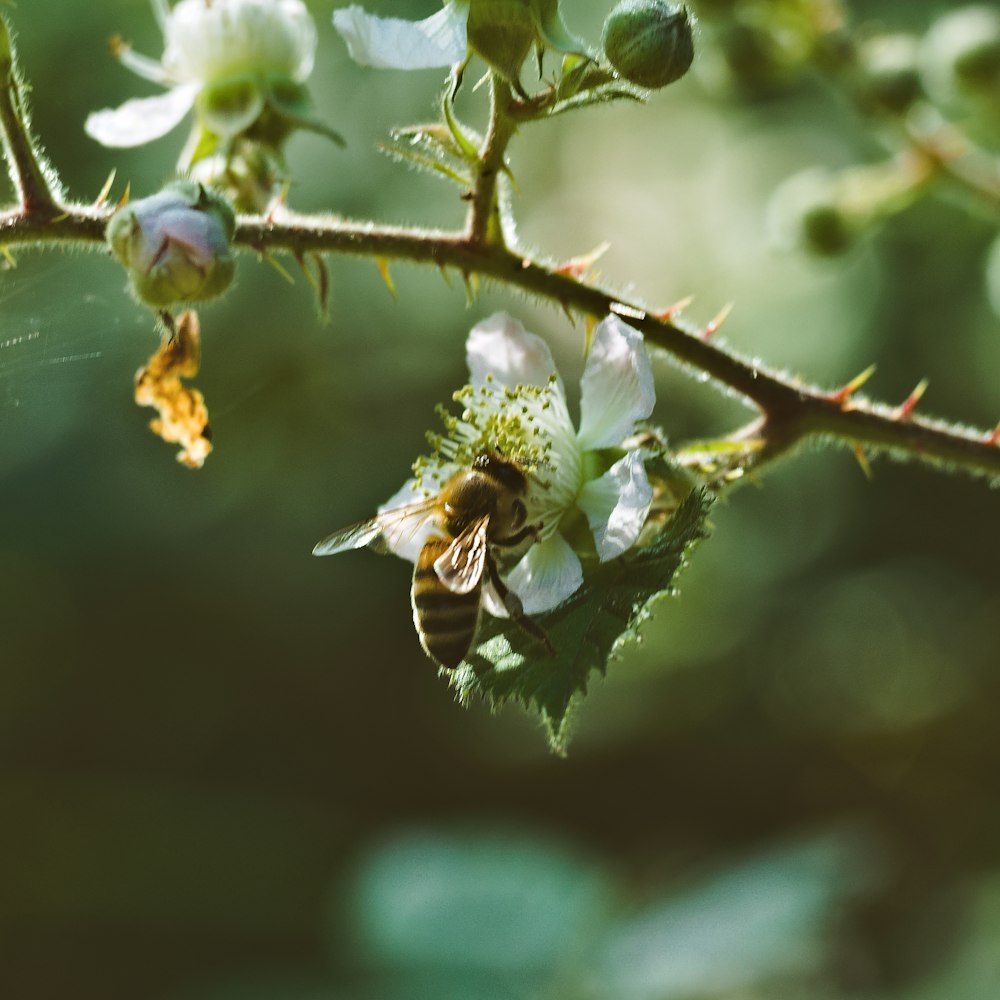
412, 375, 562, 492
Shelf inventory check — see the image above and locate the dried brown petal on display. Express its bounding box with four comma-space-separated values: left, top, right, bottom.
134, 310, 213, 468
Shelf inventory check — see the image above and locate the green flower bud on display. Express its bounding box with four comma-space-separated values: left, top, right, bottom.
767, 169, 862, 258
921, 5, 1000, 105
107, 181, 236, 308
856, 33, 922, 116
602, 0, 695, 89
467, 0, 537, 89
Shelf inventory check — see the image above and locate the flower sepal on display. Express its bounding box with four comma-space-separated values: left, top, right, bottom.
195, 72, 343, 149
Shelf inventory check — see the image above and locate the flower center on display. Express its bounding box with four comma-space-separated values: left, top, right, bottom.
414, 375, 584, 536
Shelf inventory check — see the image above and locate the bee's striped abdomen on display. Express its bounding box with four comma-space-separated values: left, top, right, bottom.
411, 539, 482, 669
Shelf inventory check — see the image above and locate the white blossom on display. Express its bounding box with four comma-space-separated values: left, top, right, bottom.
85, 0, 317, 148
382, 313, 656, 616
332, 2, 469, 71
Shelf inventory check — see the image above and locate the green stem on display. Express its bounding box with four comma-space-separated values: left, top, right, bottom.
0, 17, 59, 216
466, 76, 518, 247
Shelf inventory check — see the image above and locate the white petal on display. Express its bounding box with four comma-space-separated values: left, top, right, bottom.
333, 2, 468, 70
84, 84, 198, 147
576, 315, 655, 450
377, 467, 455, 562
466, 312, 559, 389
502, 532, 584, 615
576, 450, 653, 561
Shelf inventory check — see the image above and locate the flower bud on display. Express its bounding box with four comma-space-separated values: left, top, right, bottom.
602, 0, 695, 89
855, 33, 922, 116
921, 6, 1000, 105
767, 169, 861, 258
107, 181, 236, 308
467, 0, 537, 89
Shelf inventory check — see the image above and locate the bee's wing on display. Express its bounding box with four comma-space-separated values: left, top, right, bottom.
313, 498, 439, 557
433, 515, 490, 594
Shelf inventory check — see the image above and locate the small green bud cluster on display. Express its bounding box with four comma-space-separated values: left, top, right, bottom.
601, 0, 695, 89
768, 156, 933, 259
850, 7, 1000, 125
854, 33, 922, 117
107, 181, 236, 309
768, 168, 863, 258
692, 0, 846, 98
921, 5, 1000, 109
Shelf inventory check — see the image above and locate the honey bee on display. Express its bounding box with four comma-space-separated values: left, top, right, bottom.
313, 451, 554, 669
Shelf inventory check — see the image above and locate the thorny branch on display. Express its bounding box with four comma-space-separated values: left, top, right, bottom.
0, 16, 998, 488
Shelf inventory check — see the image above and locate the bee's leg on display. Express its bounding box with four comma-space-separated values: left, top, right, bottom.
495, 521, 544, 549
486, 554, 556, 656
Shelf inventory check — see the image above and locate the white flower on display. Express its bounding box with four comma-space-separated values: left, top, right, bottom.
332, 0, 583, 73
333, 2, 469, 71
85, 0, 317, 148
381, 312, 656, 616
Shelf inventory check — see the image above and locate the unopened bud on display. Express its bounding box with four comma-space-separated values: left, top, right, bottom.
856, 33, 922, 115
602, 0, 695, 89
921, 6, 1000, 105
467, 0, 537, 88
107, 181, 236, 308
768, 169, 861, 258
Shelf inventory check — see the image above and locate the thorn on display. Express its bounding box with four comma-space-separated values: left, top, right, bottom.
654, 295, 693, 321
852, 443, 874, 481
438, 265, 453, 288
261, 250, 295, 285
96, 168, 117, 207
986, 422, 1000, 446
1, 245, 16, 269
276, 181, 291, 208
558, 300, 575, 326
295, 251, 330, 317
461, 270, 478, 304
313, 253, 330, 317
895, 378, 928, 420
116, 182, 131, 209
829, 363, 877, 405
375, 257, 397, 299
583, 315, 597, 358
702, 302, 734, 339
554, 241, 610, 280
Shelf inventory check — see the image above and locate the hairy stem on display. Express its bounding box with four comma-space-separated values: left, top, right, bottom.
4, 197, 998, 482
0, 18, 59, 216
466, 77, 518, 247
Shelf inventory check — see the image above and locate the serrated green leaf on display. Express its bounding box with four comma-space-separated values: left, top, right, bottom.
450, 488, 713, 752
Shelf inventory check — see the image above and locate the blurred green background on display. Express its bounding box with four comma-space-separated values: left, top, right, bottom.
1, 1, 999, 997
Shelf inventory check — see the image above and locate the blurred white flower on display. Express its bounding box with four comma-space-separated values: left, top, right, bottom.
85, 0, 317, 148
332, 0, 583, 76
333, 1, 469, 71
382, 312, 656, 615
